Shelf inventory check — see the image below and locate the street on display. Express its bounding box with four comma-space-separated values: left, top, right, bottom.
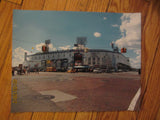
11, 71, 140, 112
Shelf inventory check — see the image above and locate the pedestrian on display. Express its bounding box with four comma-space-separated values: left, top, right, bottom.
27, 67, 30, 75
24, 69, 26, 75
12, 69, 14, 76
37, 68, 39, 74
138, 69, 141, 75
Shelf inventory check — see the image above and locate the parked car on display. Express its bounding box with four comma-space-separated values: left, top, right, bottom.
93, 68, 102, 73
67, 67, 76, 73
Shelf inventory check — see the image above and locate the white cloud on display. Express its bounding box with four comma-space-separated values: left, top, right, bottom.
36, 43, 56, 52
94, 32, 101, 37
115, 13, 141, 49
115, 13, 141, 68
59, 45, 71, 50
36, 43, 45, 51
130, 54, 141, 68
72, 44, 87, 50
48, 44, 57, 51
12, 47, 30, 67
104, 17, 107, 20
112, 24, 119, 27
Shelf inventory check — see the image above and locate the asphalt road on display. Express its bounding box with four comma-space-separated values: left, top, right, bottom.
11, 71, 140, 112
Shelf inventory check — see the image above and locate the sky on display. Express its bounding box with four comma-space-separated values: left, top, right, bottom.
12, 10, 141, 68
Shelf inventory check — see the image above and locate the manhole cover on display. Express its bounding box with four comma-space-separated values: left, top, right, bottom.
35, 95, 55, 100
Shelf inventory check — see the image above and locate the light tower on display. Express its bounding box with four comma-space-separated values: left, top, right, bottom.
74, 37, 87, 52
45, 39, 51, 52
77, 37, 87, 47
110, 42, 119, 52
73, 37, 87, 67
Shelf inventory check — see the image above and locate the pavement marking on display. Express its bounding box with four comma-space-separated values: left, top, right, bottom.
39, 90, 77, 102
128, 88, 141, 111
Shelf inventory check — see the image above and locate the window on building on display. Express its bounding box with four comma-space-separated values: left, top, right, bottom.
93, 57, 95, 65
102, 57, 104, 64
97, 57, 100, 64
88, 57, 91, 64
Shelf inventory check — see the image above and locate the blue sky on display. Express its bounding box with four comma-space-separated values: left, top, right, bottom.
12, 10, 141, 68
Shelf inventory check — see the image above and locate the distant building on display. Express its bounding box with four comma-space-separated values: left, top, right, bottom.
23, 48, 130, 71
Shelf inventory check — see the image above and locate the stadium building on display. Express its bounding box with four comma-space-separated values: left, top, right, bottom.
23, 46, 130, 72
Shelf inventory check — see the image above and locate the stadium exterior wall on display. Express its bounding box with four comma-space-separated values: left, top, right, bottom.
23, 49, 130, 70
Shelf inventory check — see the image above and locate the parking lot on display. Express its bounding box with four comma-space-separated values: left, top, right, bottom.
11, 71, 140, 112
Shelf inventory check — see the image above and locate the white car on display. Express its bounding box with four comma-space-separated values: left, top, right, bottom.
93, 68, 102, 73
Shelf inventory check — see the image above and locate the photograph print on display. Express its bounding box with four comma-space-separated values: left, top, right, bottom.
12, 10, 141, 112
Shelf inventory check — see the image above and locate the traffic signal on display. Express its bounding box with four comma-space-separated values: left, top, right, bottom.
42, 45, 49, 52
42, 45, 46, 52
121, 48, 127, 53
